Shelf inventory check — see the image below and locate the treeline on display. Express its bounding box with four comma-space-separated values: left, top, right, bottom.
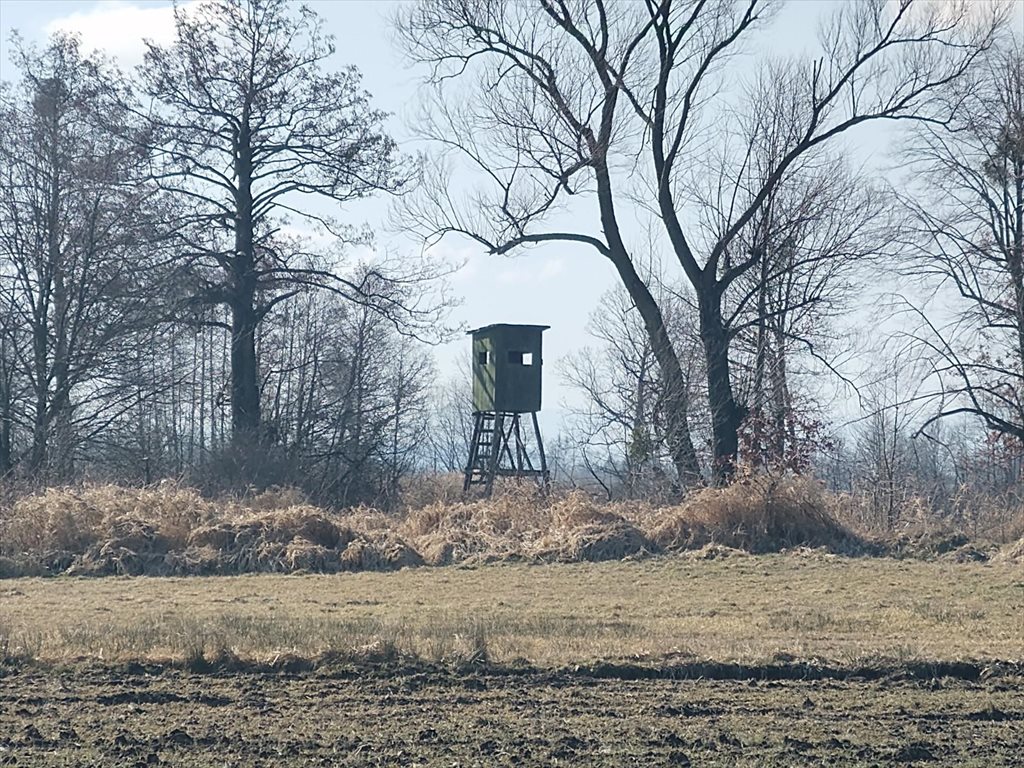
0, 0, 452, 506
1, 0, 1022, 526
559, 284, 1023, 534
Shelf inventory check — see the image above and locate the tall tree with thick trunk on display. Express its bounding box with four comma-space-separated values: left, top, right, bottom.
397, 0, 1004, 483
139, 0, 409, 443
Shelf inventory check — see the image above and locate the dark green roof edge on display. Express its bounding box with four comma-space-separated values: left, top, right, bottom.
466, 323, 551, 336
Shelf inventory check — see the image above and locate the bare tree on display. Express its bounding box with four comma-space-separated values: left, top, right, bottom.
0, 281, 17, 475
722, 153, 896, 470
902, 40, 1024, 442
562, 283, 704, 497
854, 357, 923, 530
304, 291, 434, 506
425, 374, 474, 474
396, 0, 1004, 483
0, 35, 158, 478
137, 0, 419, 444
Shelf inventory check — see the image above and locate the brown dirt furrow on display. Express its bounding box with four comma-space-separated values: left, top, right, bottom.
1, 666, 1022, 767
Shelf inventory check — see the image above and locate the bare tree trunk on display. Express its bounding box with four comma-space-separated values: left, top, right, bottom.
0, 342, 12, 475
596, 160, 701, 488
230, 121, 261, 440
29, 318, 49, 474
230, 300, 261, 437
698, 285, 743, 480
772, 323, 791, 462
609, 261, 701, 487
51, 250, 74, 478
748, 243, 771, 465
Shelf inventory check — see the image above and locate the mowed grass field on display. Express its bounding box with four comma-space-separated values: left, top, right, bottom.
2, 555, 1023, 766
3, 554, 1023, 665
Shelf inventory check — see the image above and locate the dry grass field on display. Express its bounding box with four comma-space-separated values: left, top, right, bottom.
2, 555, 1023, 666
2, 555, 1024, 766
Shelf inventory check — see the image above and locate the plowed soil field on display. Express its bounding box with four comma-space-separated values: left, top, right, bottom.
2, 663, 1022, 766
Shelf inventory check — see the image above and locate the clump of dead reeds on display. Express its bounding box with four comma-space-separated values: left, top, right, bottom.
398, 488, 653, 565
398, 472, 466, 510
530, 492, 651, 562
0, 484, 424, 577
1, 482, 215, 557
994, 535, 1024, 564
399, 485, 548, 565
0, 475, 877, 578
650, 475, 860, 554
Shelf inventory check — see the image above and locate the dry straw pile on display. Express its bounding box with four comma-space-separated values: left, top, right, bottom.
0, 475, 1013, 578
399, 489, 652, 565
0, 483, 421, 578
647, 475, 858, 554
995, 534, 1024, 564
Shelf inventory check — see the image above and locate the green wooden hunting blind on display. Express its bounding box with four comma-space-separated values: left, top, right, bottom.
464, 324, 550, 494
470, 323, 549, 413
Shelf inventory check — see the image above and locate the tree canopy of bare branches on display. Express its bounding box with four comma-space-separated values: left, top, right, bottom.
137, 0, 413, 442
396, 0, 1006, 484
0, 35, 160, 478
902, 40, 1024, 444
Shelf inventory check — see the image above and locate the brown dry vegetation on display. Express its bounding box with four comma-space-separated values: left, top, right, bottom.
2, 485, 1022, 767
995, 534, 1024, 564
2, 556, 1022, 668
3, 476, 1019, 578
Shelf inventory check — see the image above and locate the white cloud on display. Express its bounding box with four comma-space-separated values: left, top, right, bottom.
45, 1, 198, 68
419, 239, 479, 282
538, 259, 566, 280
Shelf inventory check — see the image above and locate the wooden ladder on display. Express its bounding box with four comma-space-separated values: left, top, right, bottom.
463, 412, 499, 491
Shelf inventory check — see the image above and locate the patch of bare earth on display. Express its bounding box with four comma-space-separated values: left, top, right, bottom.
1, 664, 1022, 767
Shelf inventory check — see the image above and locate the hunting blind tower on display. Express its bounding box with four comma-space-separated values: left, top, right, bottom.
463, 324, 549, 494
